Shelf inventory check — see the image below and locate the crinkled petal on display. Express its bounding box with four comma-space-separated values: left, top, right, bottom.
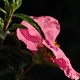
17, 16, 60, 50
43, 40, 80, 80
17, 20, 43, 51
17, 28, 38, 51
53, 58, 80, 80
31, 16, 60, 43
21, 20, 42, 41
19, 28, 41, 43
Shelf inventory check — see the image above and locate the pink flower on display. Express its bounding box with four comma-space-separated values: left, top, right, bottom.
17, 16, 80, 80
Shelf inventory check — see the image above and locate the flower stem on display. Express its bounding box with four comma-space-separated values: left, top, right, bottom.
4, 5, 12, 33
24, 63, 35, 74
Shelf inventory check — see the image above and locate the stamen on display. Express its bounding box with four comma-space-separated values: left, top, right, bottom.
53, 41, 60, 48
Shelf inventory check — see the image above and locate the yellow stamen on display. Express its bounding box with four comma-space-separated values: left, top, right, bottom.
53, 41, 60, 48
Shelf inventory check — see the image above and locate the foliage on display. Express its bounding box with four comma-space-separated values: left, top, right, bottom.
0, 0, 52, 80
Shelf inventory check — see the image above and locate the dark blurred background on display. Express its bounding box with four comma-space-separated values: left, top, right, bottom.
0, 0, 80, 80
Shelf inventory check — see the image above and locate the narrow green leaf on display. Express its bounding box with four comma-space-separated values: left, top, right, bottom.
0, 17, 4, 28
13, 13, 45, 39
7, 45, 32, 65
15, 0, 22, 9
21, 50, 33, 57
0, 46, 19, 68
19, 61, 27, 69
8, 0, 15, 3
8, 23, 27, 31
0, 34, 5, 40
0, 18, 5, 40
7, 64, 14, 69
0, 68, 14, 77
3, 0, 9, 12
0, 7, 6, 14
11, 0, 22, 13
5, 32, 21, 48
0, 45, 27, 69
8, 0, 21, 4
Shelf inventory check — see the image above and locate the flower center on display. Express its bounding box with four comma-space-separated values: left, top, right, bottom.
37, 43, 44, 48
37, 41, 59, 60
53, 41, 60, 48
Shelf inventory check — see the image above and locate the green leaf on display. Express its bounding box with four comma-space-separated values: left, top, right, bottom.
3, 0, 22, 31
0, 17, 4, 29
21, 50, 33, 57
0, 46, 19, 68
0, 45, 30, 68
11, 0, 22, 13
0, 45, 33, 79
8, 0, 15, 3
7, 45, 32, 65
8, 23, 27, 31
3, 0, 9, 12
0, 7, 6, 14
0, 18, 5, 40
0, 68, 14, 77
13, 13, 45, 39
19, 61, 27, 69
4, 32, 21, 48
0, 34, 5, 40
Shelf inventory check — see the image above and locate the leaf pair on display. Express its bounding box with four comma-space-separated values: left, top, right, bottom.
7, 13, 45, 39
2, 32, 33, 64
0, 45, 33, 80
12, 13, 45, 39
9, 0, 22, 14
3, 0, 22, 14
0, 0, 45, 40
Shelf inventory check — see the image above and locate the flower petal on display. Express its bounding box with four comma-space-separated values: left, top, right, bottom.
17, 20, 43, 51
19, 28, 41, 43
21, 20, 42, 41
17, 28, 38, 51
43, 40, 80, 80
17, 16, 60, 51
31, 16, 60, 43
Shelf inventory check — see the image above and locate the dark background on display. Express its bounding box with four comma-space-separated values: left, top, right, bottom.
0, 0, 80, 80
